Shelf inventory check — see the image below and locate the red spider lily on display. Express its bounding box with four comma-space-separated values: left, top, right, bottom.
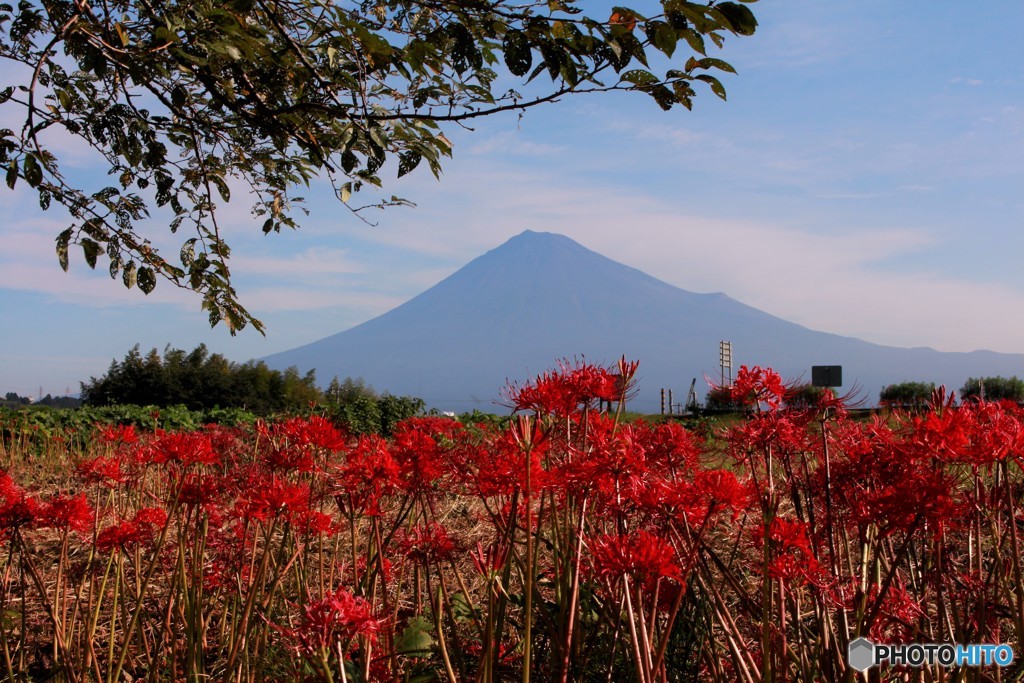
828, 419, 965, 536
904, 404, 974, 463
202, 512, 252, 591
959, 401, 1024, 466
355, 555, 394, 583
179, 473, 224, 509
465, 639, 521, 666
37, 493, 93, 534
504, 358, 639, 415
728, 365, 787, 409
868, 574, 925, 641
390, 421, 448, 494
645, 469, 752, 525
589, 530, 682, 590
277, 415, 347, 451
480, 425, 550, 497
0, 472, 39, 533
292, 509, 337, 536
264, 415, 347, 472
397, 522, 458, 563
235, 476, 311, 522
286, 587, 380, 658
148, 431, 218, 466
76, 455, 128, 487
97, 424, 138, 444
753, 517, 824, 586
694, 469, 753, 517
95, 507, 168, 552
333, 434, 400, 516
573, 420, 651, 511
471, 541, 510, 579
644, 421, 703, 473
728, 411, 816, 461
399, 416, 466, 441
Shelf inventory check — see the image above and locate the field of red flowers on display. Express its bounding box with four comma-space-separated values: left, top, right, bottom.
1, 359, 1023, 682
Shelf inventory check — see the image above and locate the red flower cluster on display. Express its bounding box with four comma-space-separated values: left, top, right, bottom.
397, 522, 458, 563
96, 507, 167, 552
590, 529, 681, 590
0, 472, 38, 535
288, 587, 380, 656
753, 517, 823, 586
37, 493, 93, 534
505, 357, 637, 415
729, 365, 786, 408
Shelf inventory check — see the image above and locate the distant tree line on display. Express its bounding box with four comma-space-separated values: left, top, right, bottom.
81, 344, 321, 414
79, 344, 426, 432
960, 376, 1024, 403
879, 381, 936, 410
2, 392, 81, 409
880, 376, 1024, 408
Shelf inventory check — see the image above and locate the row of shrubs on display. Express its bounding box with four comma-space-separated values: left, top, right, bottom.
702, 376, 1024, 412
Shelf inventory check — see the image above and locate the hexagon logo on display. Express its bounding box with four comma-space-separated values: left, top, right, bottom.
848, 637, 876, 672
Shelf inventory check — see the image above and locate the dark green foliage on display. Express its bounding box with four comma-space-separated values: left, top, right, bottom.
332, 396, 382, 436
0, 0, 757, 331
961, 376, 1024, 403
1, 392, 81, 408
81, 343, 320, 414
879, 381, 936, 410
323, 383, 425, 436
2, 392, 30, 407
703, 386, 738, 411
378, 394, 426, 436
325, 376, 377, 404
784, 383, 827, 409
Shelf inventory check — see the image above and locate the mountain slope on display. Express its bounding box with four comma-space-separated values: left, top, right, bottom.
264, 231, 1024, 411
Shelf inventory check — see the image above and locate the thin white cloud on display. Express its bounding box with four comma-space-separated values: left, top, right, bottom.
467, 131, 565, 156
232, 248, 367, 277
234, 287, 406, 313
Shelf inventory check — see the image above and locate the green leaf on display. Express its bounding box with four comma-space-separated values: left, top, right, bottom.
714, 2, 758, 36
5, 160, 16, 189
650, 23, 678, 58
137, 266, 156, 294
502, 29, 532, 77
621, 69, 659, 86
450, 592, 477, 622
448, 22, 481, 75
397, 151, 421, 178
396, 616, 433, 655
211, 175, 230, 202
80, 238, 101, 269
56, 228, 72, 272
695, 73, 727, 100
698, 57, 736, 74
122, 261, 137, 288
673, 80, 695, 109
180, 238, 197, 267
680, 28, 706, 56
646, 85, 676, 111
538, 41, 563, 80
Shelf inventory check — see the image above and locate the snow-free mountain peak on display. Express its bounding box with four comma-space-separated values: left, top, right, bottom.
264, 232, 1024, 412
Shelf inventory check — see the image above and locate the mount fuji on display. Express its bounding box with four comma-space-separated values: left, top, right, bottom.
263, 230, 1024, 412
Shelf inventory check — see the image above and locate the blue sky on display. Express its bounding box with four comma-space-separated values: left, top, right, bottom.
2, 1, 1022, 399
